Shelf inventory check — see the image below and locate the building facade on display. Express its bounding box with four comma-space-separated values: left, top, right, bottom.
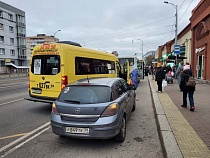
190, 0, 210, 81
26, 34, 59, 65
0, 1, 27, 73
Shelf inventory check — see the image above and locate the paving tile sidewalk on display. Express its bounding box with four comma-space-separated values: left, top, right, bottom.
164, 77, 210, 150
148, 75, 210, 158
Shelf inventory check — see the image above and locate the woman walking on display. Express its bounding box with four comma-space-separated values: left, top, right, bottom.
155, 63, 165, 93
180, 64, 195, 111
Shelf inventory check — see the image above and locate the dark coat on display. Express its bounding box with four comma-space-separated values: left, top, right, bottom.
180, 69, 195, 92
155, 67, 165, 81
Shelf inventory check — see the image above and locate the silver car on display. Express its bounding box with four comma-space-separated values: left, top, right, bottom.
51, 77, 136, 142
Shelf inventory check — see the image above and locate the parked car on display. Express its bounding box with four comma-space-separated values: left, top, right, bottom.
51, 77, 136, 142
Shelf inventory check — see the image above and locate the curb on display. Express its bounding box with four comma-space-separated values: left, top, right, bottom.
148, 77, 183, 158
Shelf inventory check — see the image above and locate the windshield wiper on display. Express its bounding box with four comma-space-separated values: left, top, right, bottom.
63, 100, 81, 104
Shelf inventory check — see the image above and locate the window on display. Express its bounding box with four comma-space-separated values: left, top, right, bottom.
119, 58, 134, 66
9, 26, 13, 32
0, 11, 2, 17
10, 38, 14, 45
0, 36, 4, 42
0, 23, 3, 30
75, 57, 115, 75
31, 55, 60, 75
0, 48, 5, 55
58, 85, 111, 104
10, 50, 15, 56
8, 14, 13, 21
0, 60, 5, 66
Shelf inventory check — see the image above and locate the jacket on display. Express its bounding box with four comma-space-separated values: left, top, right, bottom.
155, 67, 165, 82
180, 69, 195, 92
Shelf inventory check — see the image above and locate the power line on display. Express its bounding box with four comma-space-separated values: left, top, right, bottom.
85, 24, 174, 45
87, 30, 173, 48
178, 0, 186, 11
83, 16, 174, 42
178, 0, 193, 22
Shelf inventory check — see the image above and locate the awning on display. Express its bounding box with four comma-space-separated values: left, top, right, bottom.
5, 62, 29, 69
177, 56, 187, 59
167, 55, 176, 60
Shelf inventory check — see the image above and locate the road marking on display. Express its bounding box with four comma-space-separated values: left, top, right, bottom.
1, 127, 50, 158
0, 122, 50, 156
0, 98, 24, 106
0, 133, 29, 141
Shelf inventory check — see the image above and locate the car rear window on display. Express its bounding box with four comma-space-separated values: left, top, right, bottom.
58, 85, 111, 104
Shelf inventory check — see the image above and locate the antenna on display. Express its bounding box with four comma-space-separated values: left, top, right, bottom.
87, 76, 89, 83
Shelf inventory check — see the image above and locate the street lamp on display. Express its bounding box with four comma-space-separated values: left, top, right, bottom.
164, 1, 178, 65
54, 30, 61, 37
137, 39, 143, 60
137, 39, 144, 79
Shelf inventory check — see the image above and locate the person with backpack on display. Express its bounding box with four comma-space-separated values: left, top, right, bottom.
180, 63, 196, 111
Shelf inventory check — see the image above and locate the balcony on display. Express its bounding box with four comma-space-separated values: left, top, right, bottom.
18, 55, 27, 59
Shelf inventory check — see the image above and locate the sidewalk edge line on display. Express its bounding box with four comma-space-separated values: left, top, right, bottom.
148, 76, 183, 158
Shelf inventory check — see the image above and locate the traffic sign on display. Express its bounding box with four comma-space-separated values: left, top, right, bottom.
174, 45, 180, 55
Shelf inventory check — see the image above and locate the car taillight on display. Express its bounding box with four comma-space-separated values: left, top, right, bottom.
52, 103, 59, 114
101, 103, 118, 117
61, 76, 68, 90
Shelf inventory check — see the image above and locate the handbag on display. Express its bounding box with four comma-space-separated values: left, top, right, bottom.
162, 80, 167, 88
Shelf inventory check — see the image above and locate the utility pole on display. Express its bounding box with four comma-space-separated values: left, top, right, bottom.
164, 1, 178, 66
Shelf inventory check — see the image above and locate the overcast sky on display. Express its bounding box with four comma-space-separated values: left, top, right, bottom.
2, 0, 200, 59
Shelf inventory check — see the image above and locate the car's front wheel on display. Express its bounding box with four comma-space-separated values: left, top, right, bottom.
113, 116, 126, 142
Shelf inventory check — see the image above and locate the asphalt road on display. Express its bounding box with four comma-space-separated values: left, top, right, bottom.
0, 77, 163, 158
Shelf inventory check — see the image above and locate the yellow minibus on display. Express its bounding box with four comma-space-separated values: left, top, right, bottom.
26, 41, 120, 103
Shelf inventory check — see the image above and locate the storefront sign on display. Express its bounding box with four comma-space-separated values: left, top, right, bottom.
195, 47, 205, 53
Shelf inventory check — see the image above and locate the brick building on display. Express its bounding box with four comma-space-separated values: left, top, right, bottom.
190, 0, 210, 81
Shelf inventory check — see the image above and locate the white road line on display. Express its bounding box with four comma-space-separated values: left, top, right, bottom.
1, 127, 50, 158
0, 98, 24, 106
0, 122, 50, 156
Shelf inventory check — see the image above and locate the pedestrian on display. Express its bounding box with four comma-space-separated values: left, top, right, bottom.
130, 69, 140, 89
155, 63, 165, 93
150, 64, 154, 79
144, 66, 149, 76
180, 63, 195, 111
176, 61, 184, 91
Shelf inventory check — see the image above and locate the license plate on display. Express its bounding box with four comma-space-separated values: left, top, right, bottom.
32, 89, 42, 94
66, 127, 89, 134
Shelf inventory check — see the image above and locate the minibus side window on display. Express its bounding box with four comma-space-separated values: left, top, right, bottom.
75, 57, 115, 75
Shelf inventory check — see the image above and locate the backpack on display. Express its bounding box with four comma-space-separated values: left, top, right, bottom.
186, 75, 196, 87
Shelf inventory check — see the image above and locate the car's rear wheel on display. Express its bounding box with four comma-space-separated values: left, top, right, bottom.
113, 116, 126, 142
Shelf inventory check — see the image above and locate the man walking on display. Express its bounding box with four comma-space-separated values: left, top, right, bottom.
130, 69, 140, 89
